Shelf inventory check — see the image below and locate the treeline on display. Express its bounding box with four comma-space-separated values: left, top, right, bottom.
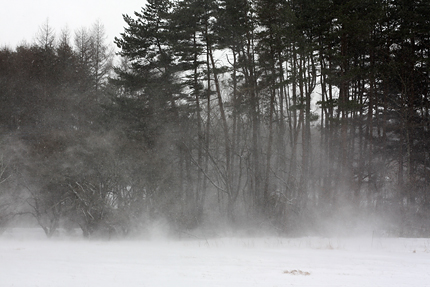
0, 21, 115, 237
1, 0, 430, 238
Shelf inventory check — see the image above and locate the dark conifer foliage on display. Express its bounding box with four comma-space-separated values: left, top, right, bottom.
111, 0, 430, 236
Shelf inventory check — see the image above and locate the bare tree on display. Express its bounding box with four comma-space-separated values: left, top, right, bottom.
90, 20, 114, 93
36, 19, 55, 49
0, 155, 12, 234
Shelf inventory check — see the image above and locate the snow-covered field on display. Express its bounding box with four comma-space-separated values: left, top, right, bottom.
1, 229, 429, 287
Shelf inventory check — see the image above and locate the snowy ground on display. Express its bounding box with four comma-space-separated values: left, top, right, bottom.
1, 229, 429, 287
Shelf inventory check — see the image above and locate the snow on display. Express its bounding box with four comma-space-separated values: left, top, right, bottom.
1, 229, 429, 287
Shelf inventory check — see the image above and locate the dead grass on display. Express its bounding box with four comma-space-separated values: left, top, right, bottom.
283, 269, 311, 276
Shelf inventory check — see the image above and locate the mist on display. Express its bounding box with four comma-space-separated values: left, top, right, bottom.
1, 0, 430, 241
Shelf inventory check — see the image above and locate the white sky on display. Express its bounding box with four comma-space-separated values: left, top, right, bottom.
0, 0, 147, 49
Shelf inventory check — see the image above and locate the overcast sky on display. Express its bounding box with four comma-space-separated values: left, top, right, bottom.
0, 0, 146, 48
